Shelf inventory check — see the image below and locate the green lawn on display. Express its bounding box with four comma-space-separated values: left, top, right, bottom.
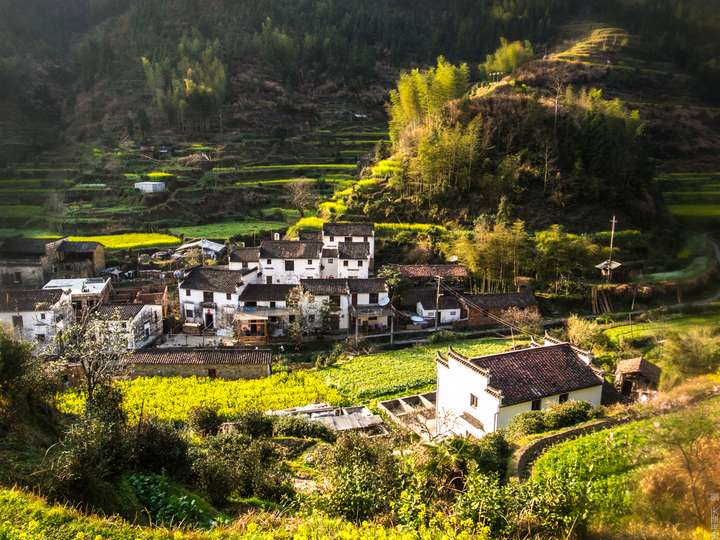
322, 337, 526, 403
169, 220, 288, 239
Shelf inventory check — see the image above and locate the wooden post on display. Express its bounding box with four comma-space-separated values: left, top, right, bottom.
435, 276, 441, 330
390, 314, 394, 345
355, 314, 359, 340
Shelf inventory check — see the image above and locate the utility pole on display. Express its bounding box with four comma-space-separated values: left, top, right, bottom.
607, 215, 617, 283
435, 275, 442, 330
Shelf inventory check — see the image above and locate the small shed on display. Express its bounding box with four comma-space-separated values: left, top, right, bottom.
615, 357, 661, 402
134, 181, 166, 193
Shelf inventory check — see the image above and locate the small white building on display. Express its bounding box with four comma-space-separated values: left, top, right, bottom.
96, 303, 163, 349
134, 181, 166, 193
178, 266, 258, 330
436, 341, 604, 438
258, 241, 323, 284
43, 277, 111, 313
228, 247, 260, 271
413, 290, 462, 325
237, 283, 297, 338
0, 289, 73, 346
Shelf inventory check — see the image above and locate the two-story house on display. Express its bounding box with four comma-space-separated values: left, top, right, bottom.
0, 288, 73, 346
42, 277, 112, 315
228, 247, 260, 271
258, 241, 323, 284
321, 223, 375, 269
178, 266, 258, 330
96, 303, 164, 349
335, 242, 370, 279
435, 340, 604, 438
236, 283, 297, 342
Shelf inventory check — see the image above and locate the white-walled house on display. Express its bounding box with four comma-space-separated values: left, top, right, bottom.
96, 304, 163, 349
236, 283, 297, 340
414, 291, 462, 325
228, 247, 260, 271
321, 223, 375, 264
42, 277, 111, 314
258, 241, 323, 284
0, 289, 73, 346
336, 242, 370, 279
436, 342, 604, 438
178, 266, 258, 330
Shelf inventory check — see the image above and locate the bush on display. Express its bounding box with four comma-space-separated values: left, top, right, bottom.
226, 410, 273, 438
318, 433, 400, 522
543, 401, 598, 431
505, 410, 547, 437
86, 384, 126, 426
129, 418, 189, 476
473, 432, 511, 477
188, 406, 223, 436
272, 415, 336, 442
427, 330, 461, 344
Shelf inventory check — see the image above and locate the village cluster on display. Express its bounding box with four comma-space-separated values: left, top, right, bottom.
0, 223, 659, 439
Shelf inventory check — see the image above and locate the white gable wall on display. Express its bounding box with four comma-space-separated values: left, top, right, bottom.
337, 259, 369, 279
495, 385, 603, 429
260, 258, 321, 284
416, 301, 461, 323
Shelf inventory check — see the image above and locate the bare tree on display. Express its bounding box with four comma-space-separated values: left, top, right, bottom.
286, 181, 315, 218
56, 307, 131, 404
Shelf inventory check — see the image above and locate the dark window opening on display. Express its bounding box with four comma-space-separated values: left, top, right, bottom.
531, 399, 541, 411
226, 293, 232, 300
285, 260, 294, 271
369, 293, 378, 304
208, 368, 217, 378
185, 289, 191, 297
470, 394, 478, 407
203, 291, 213, 303
559, 393, 569, 404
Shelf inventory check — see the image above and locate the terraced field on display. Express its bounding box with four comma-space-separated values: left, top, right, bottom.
0, 116, 388, 243
658, 172, 720, 225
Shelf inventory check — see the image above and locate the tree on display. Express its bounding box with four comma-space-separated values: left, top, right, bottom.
661, 328, 720, 387
285, 286, 316, 344
480, 38, 534, 79
56, 308, 131, 404
286, 181, 314, 218
566, 314, 604, 350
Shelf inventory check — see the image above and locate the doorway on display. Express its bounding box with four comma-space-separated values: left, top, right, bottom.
204, 311, 214, 329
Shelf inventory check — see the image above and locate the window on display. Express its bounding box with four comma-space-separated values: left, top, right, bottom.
330, 236, 334, 242
40, 313, 46, 320
343, 260, 349, 267
270, 301, 276, 308
328, 258, 333, 263
226, 293, 232, 300
363, 236, 368, 242
345, 236, 352, 243
13, 272, 21, 284
559, 393, 569, 404
186, 308, 194, 319
36, 334, 46, 343
307, 259, 312, 265
266, 259, 272, 264
11, 316, 22, 329
185, 289, 191, 297
203, 291, 213, 303
242, 262, 248, 268
208, 368, 217, 378
369, 293, 378, 304
449, 311, 456, 316
470, 394, 478, 407
308, 314, 315, 323
531, 399, 541, 411
285, 260, 295, 271
358, 260, 363, 267
266, 276, 272, 284
289, 315, 296, 323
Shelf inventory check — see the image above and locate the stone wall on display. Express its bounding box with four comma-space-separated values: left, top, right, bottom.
128, 362, 270, 380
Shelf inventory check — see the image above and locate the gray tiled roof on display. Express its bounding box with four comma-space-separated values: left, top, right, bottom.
323, 222, 374, 237
0, 237, 55, 257
338, 242, 370, 260
391, 264, 469, 279
130, 347, 271, 366
180, 266, 254, 294
259, 241, 323, 259
58, 240, 102, 253
348, 278, 387, 294
239, 284, 296, 302
301, 279, 349, 296
0, 289, 64, 311
229, 247, 260, 263
408, 288, 461, 310
96, 304, 146, 320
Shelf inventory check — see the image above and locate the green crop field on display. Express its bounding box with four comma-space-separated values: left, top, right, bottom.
56, 371, 343, 423
322, 337, 526, 402
603, 313, 720, 346
169, 220, 288, 239
53, 233, 181, 249
667, 204, 720, 218
238, 164, 357, 172
0, 205, 44, 218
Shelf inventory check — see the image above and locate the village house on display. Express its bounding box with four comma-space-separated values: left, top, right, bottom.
175, 239, 226, 261
42, 277, 112, 314
258, 240, 323, 284
614, 357, 661, 402
335, 242, 370, 279
178, 266, 258, 331
96, 303, 164, 349
0, 237, 106, 288
411, 289, 463, 325
236, 283, 297, 343
458, 287, 538, 328
126, 347, 271, 379
109, 285, 170, 317
321, 222, 375, 268
228, 247, 260, 271
0, 288, 73, 346
435, 341, 604, 438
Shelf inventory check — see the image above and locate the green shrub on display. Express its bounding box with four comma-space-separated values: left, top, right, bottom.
129, 418, 189, 476
271, 415, 336, 442
226, 410, 274, 438
427, 330, 461, 344
473, 432, 511, 477
318, 433, 400, 522
188, 406, 223, 436
86, 384, 126, 426
543, 401, 599, 431
505, 410, 547, 437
